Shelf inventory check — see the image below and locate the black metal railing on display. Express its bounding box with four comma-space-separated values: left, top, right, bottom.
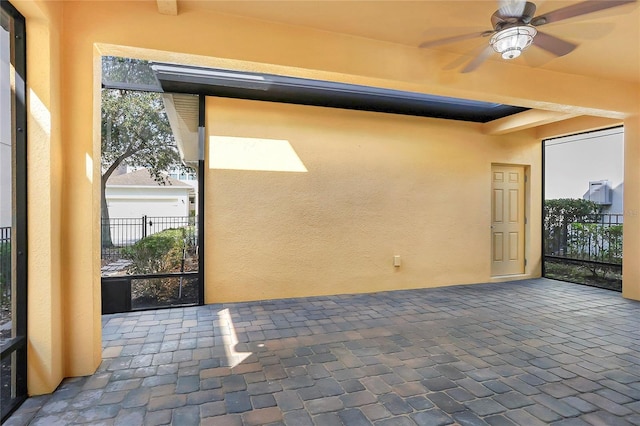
101, 216, 197, 262
545, 213, 623, 263
100, 216, 200, 313
544, 213, 623, 290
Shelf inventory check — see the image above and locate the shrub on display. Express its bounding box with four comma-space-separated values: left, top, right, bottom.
122, 227, 191, 274
0, 242, 10, 315
544, 198, 601, 256
121, 226, 198, 305
0, 242, 9, 285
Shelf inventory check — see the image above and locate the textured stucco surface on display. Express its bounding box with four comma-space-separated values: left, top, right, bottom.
205, 98, 542, 303
10, 0, 638, 397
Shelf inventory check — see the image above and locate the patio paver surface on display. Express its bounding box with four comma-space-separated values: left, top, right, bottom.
5, 278, 640, 425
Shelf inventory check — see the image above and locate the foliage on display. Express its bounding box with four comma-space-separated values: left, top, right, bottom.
545, 262, 621, 292
121, 227, 192, 274
101, 56, 186, 247
544, 198, 602, 256
567, 223, 623, 278
0, 242, 9, 287
122, 227, 198, 306
544, 198, 623, 282
0, 242, 10, 316
102, 56, 159, 88
544, 198, 602, 228
568, 223, 623, 264
101, 89, 179, 184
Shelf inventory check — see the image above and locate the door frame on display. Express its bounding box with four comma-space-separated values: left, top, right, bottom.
99, 72, 206, 314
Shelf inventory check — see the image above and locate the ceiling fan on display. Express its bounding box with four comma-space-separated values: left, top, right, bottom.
419, 0, 636, 73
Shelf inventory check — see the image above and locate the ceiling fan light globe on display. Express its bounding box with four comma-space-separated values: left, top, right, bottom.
501, 49, 522, 60
490, 25, 537, 60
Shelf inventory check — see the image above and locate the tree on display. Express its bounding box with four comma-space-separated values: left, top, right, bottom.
102, 55, 159, 89
101, 58, 182, 247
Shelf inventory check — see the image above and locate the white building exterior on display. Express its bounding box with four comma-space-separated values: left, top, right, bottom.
106, 168, 194, 219
545, 127, 624, 215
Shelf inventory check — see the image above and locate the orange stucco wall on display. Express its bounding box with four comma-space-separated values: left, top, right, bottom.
9, 0, 639, 396
12, 0, 66, 395
623, 115, 640, 301
205, 98, 542, 304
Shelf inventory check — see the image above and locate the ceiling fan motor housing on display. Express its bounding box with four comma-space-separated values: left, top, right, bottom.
490, 25, 537, 59
492, 1, 537, 29
489, 1, 538, 59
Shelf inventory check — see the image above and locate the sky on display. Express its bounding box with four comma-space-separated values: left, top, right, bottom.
544, 127, 624, 200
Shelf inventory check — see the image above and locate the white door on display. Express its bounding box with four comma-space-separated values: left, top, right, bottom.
491, 165, 525, 276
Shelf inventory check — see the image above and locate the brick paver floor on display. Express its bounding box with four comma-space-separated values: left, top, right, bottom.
6, 278, 640, 425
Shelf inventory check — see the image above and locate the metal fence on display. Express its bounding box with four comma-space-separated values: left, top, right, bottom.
101, 216, 200, 313
545, 213, 623, 264
1, 227, 10, 314
544, 213, 623, 291
101, 216, 197, 262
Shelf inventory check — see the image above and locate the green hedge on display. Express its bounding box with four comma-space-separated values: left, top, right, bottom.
122, 227, 193, 274
122, 227, 198, 304
0, 242, 10, 309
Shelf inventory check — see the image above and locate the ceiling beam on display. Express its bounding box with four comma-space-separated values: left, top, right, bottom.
536, 116, 623, 140
157, 0, 178, 16
483, 109, 579, 135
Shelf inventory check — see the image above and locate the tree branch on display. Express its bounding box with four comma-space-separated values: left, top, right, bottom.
101, 138, 139, 185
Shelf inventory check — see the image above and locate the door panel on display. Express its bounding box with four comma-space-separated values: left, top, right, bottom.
493, 233, 503, 261
509, 189, 519, 222
493, 189, 503, 222
491, 165, 525, 276
509, 233, 519, 260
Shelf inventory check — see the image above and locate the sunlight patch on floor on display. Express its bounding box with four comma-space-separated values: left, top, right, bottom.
216, 308, 252, 368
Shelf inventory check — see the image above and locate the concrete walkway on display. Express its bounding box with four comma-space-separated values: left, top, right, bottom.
5, 278, 640, 425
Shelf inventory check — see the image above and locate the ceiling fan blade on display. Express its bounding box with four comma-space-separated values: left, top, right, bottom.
552, 22, 615, 40
532, 0, 636, 26
534, 31, 578, 57
419, 31, 490, 48
461, 45, 495, 73
443, 42, 489, 70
